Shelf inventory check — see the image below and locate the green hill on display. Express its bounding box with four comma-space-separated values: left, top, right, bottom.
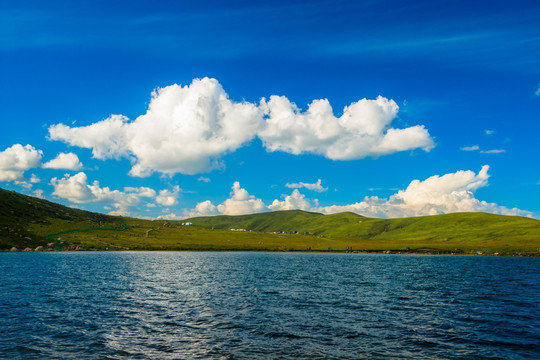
185, 209, 351, 232
0, 187, 122, 250
185, 210, 540, 254
1, 187, 539, 254
186, 210, 540, 241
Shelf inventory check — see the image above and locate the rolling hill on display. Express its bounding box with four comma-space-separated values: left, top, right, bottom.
1, 187, 539, 254
185, 210, 540, 244
0, 187, 122, 250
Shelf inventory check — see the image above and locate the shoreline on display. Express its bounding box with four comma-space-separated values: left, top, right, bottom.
2, 248, 539, 257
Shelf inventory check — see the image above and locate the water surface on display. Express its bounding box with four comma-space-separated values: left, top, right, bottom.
1, 252, 538, 359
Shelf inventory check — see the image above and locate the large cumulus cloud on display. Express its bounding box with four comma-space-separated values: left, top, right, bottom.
48, 77, 434, 176
49, 78, 262, 176
259, 95, 434, 159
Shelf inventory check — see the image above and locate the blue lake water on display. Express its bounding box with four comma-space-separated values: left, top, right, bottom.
0, 252, 539, 359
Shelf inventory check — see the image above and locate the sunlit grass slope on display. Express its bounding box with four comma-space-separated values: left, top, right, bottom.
0, 187, 121, 250
186, 210, 540, 254
186, 210, 539, 240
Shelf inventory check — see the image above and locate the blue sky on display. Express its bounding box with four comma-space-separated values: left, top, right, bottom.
1, 0, 539, 219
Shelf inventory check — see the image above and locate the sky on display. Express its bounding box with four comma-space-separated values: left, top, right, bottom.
1, 0, 539, 220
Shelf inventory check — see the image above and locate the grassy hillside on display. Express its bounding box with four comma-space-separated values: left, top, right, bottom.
0, 187, 122, 250
186, 210, 540, 254
1, 187, 539, 254
186, 210, 540, 240
185, 210, 358, 232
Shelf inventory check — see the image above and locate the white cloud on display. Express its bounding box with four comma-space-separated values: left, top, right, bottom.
108, 204, 130, 216
259, 95, 434, 160
268, 189, 313, 211
181, 167, 531, 219
185, 182, 265, 217
183, 200, 219, 218
33, 189, 45, 199
48, 78, 434, 176
198, 176, 211, 183
50, 172, 99, 203
49, 171, 177, 215
156, 185, 181, 206
217, 181, 265, 215
0, 144, 42, 182
48, 115, 131, 160
42, 152, 83, 170
285, 179, 328, 192
480, 149, 506, 154
156, 213, 185, 220
390, 165, 490, 213
316, 166, 531, 218
460, 146, 506, 155
535, 84, 540, 96
124, 186, 157, 198
485, 129, 495, 135
49, 78, 262, 176
30, 174, 41, 183
15, 180, 33, 189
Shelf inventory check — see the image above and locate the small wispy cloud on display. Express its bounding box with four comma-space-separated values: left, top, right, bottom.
460, 145, 479, 151
485, 129, 495, 135
285, 179, 328, 193
535, 84, 540, 97
30, 174, 41, 183
33, 189, 44, 199
368, 187, 399, 192
197, 176, 211, 183
460, 145, 505, 154
480, 149, 506, 154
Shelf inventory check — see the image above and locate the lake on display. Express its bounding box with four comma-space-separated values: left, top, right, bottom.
1, 252, 538, 359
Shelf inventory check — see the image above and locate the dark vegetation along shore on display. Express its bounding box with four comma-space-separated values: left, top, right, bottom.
1, 187, 539, 255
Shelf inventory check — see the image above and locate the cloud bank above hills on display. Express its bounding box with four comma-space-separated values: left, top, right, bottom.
166, 166, 531, 220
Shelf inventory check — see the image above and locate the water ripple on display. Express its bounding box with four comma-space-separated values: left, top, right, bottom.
0, 252, 538, 359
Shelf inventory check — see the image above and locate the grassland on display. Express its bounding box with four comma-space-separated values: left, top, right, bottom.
1, 187, 539, 255
184, 210, 540, 255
